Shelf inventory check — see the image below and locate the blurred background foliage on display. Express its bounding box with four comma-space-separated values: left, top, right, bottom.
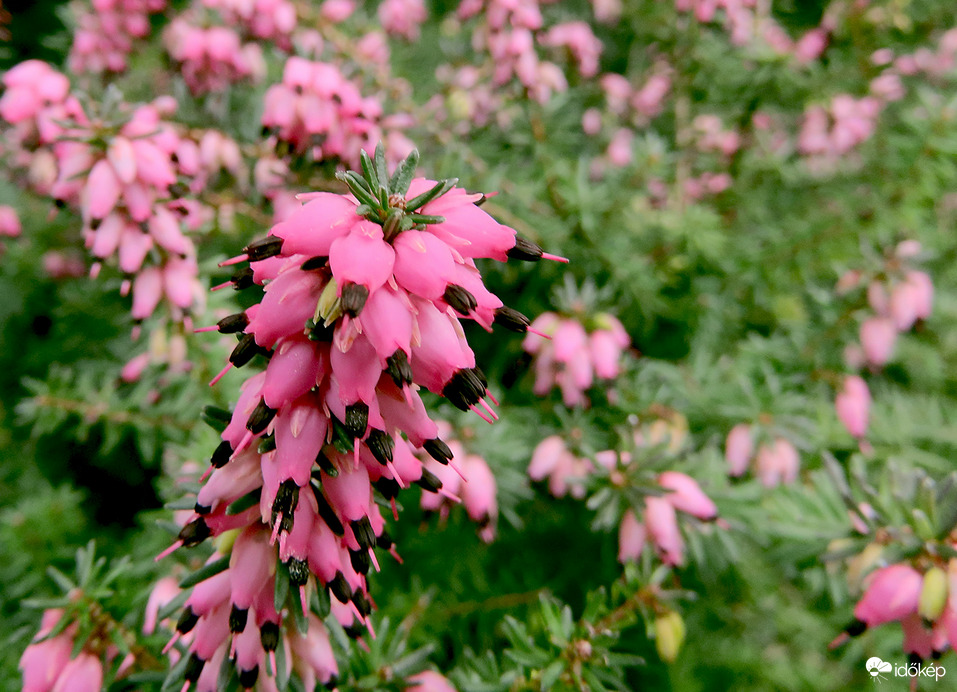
3, 0, 957, 690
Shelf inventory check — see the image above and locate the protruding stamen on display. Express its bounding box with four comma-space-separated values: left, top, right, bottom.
478, 398, 499, 420
470, 405, 494, 425
218, 254, 248, 267
541, 252, 569, 263
154, 540, 182, 562
209, 362, 233, 387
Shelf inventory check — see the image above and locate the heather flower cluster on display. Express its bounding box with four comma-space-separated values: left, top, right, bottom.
68, 0, 166, 75
530, 412, 718, 569
522, 311, 630, 407
164, 14, 266, 95
838, 240, 934, 370
262, 56, 413, 169
0, 62, 205, 329
19, 607, 134, 692
155, 147, 563, 688
725, 424, 800, 488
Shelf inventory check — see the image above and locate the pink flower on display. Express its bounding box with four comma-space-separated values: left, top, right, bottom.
854, 564, 923, 626
618, 509, 646, 563
835, 375, 870, 439
0, 205, 22, 237
724, 423, 753, 476
406, 670, 457, 692
860, 317, 897, 366
658, 471, 717, 520
755, 438, 799, 488
645, 496, 684, 566
50, 653, 103, 692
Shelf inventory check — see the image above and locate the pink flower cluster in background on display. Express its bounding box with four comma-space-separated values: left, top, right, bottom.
725, 424, 800, 488
798, 94, 882, 162
838, 240, 934, 370
262, 56, 413, 169
618, 471, 718, 567
202, 0, 297, 49
523, 312, 630, 407
0, 62, 209, 332
378, 0, 428, 41
164, 15, 266, 95
20, 609, 111, 692
417, 422, 497, 543
530, 414, 717, 569
68, 0, 166, 75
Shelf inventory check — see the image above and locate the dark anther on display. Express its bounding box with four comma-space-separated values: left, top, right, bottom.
415, 468, 444, 493
243, 236, 284, 262
300, 255, 329, 271
257, 434, 277, 454
386, 350, 413, 387
506, 235, 545, 261
311, 485, 344, 535
238, 665, 260, 689
287, 558, 310, 586
475, 194, 488, 206
373, 476, 400, 500
176, 607, 199, 634
272, 479, 300, 520
351, 517, 376, 550
493, 306, 531, 332
376, 530, 393, 550
193, 502, 212, 515
343, 623, 365, 639
423, 438, 453, 464
352, 589, 372, 617
845, 619, 867, 637
184, 653, 205, 682
216, 312, 249, 334
230, 266, 255, 290
246, 398, 276, 434
178, 518, 211, 547
315, 450, 338, 477
366, 429, 394, 465
89, 217, 102, 231
908, 653, 922, 667
350, 548, 370, 575
259, 621, 280, 651
442, 368, 487, 411
443, 284, 478, 315
330, 571, 351, 603
344, 403, 369, 438
54, 198, 67, 209
230, 333, 266, 368
210, 439, 233, 468
229, 604, 249, 633
324, 676, 340, 690
341, 283, 369, 316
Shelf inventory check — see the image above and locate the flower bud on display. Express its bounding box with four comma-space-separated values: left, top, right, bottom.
654, 611, 686, 663
919, 567, 949, 622
725, 423, 753, 476
835, 375, 870, 439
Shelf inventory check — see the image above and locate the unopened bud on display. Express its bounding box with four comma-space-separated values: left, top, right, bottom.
919, 567, 948, 622
655, 611, 686, 663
